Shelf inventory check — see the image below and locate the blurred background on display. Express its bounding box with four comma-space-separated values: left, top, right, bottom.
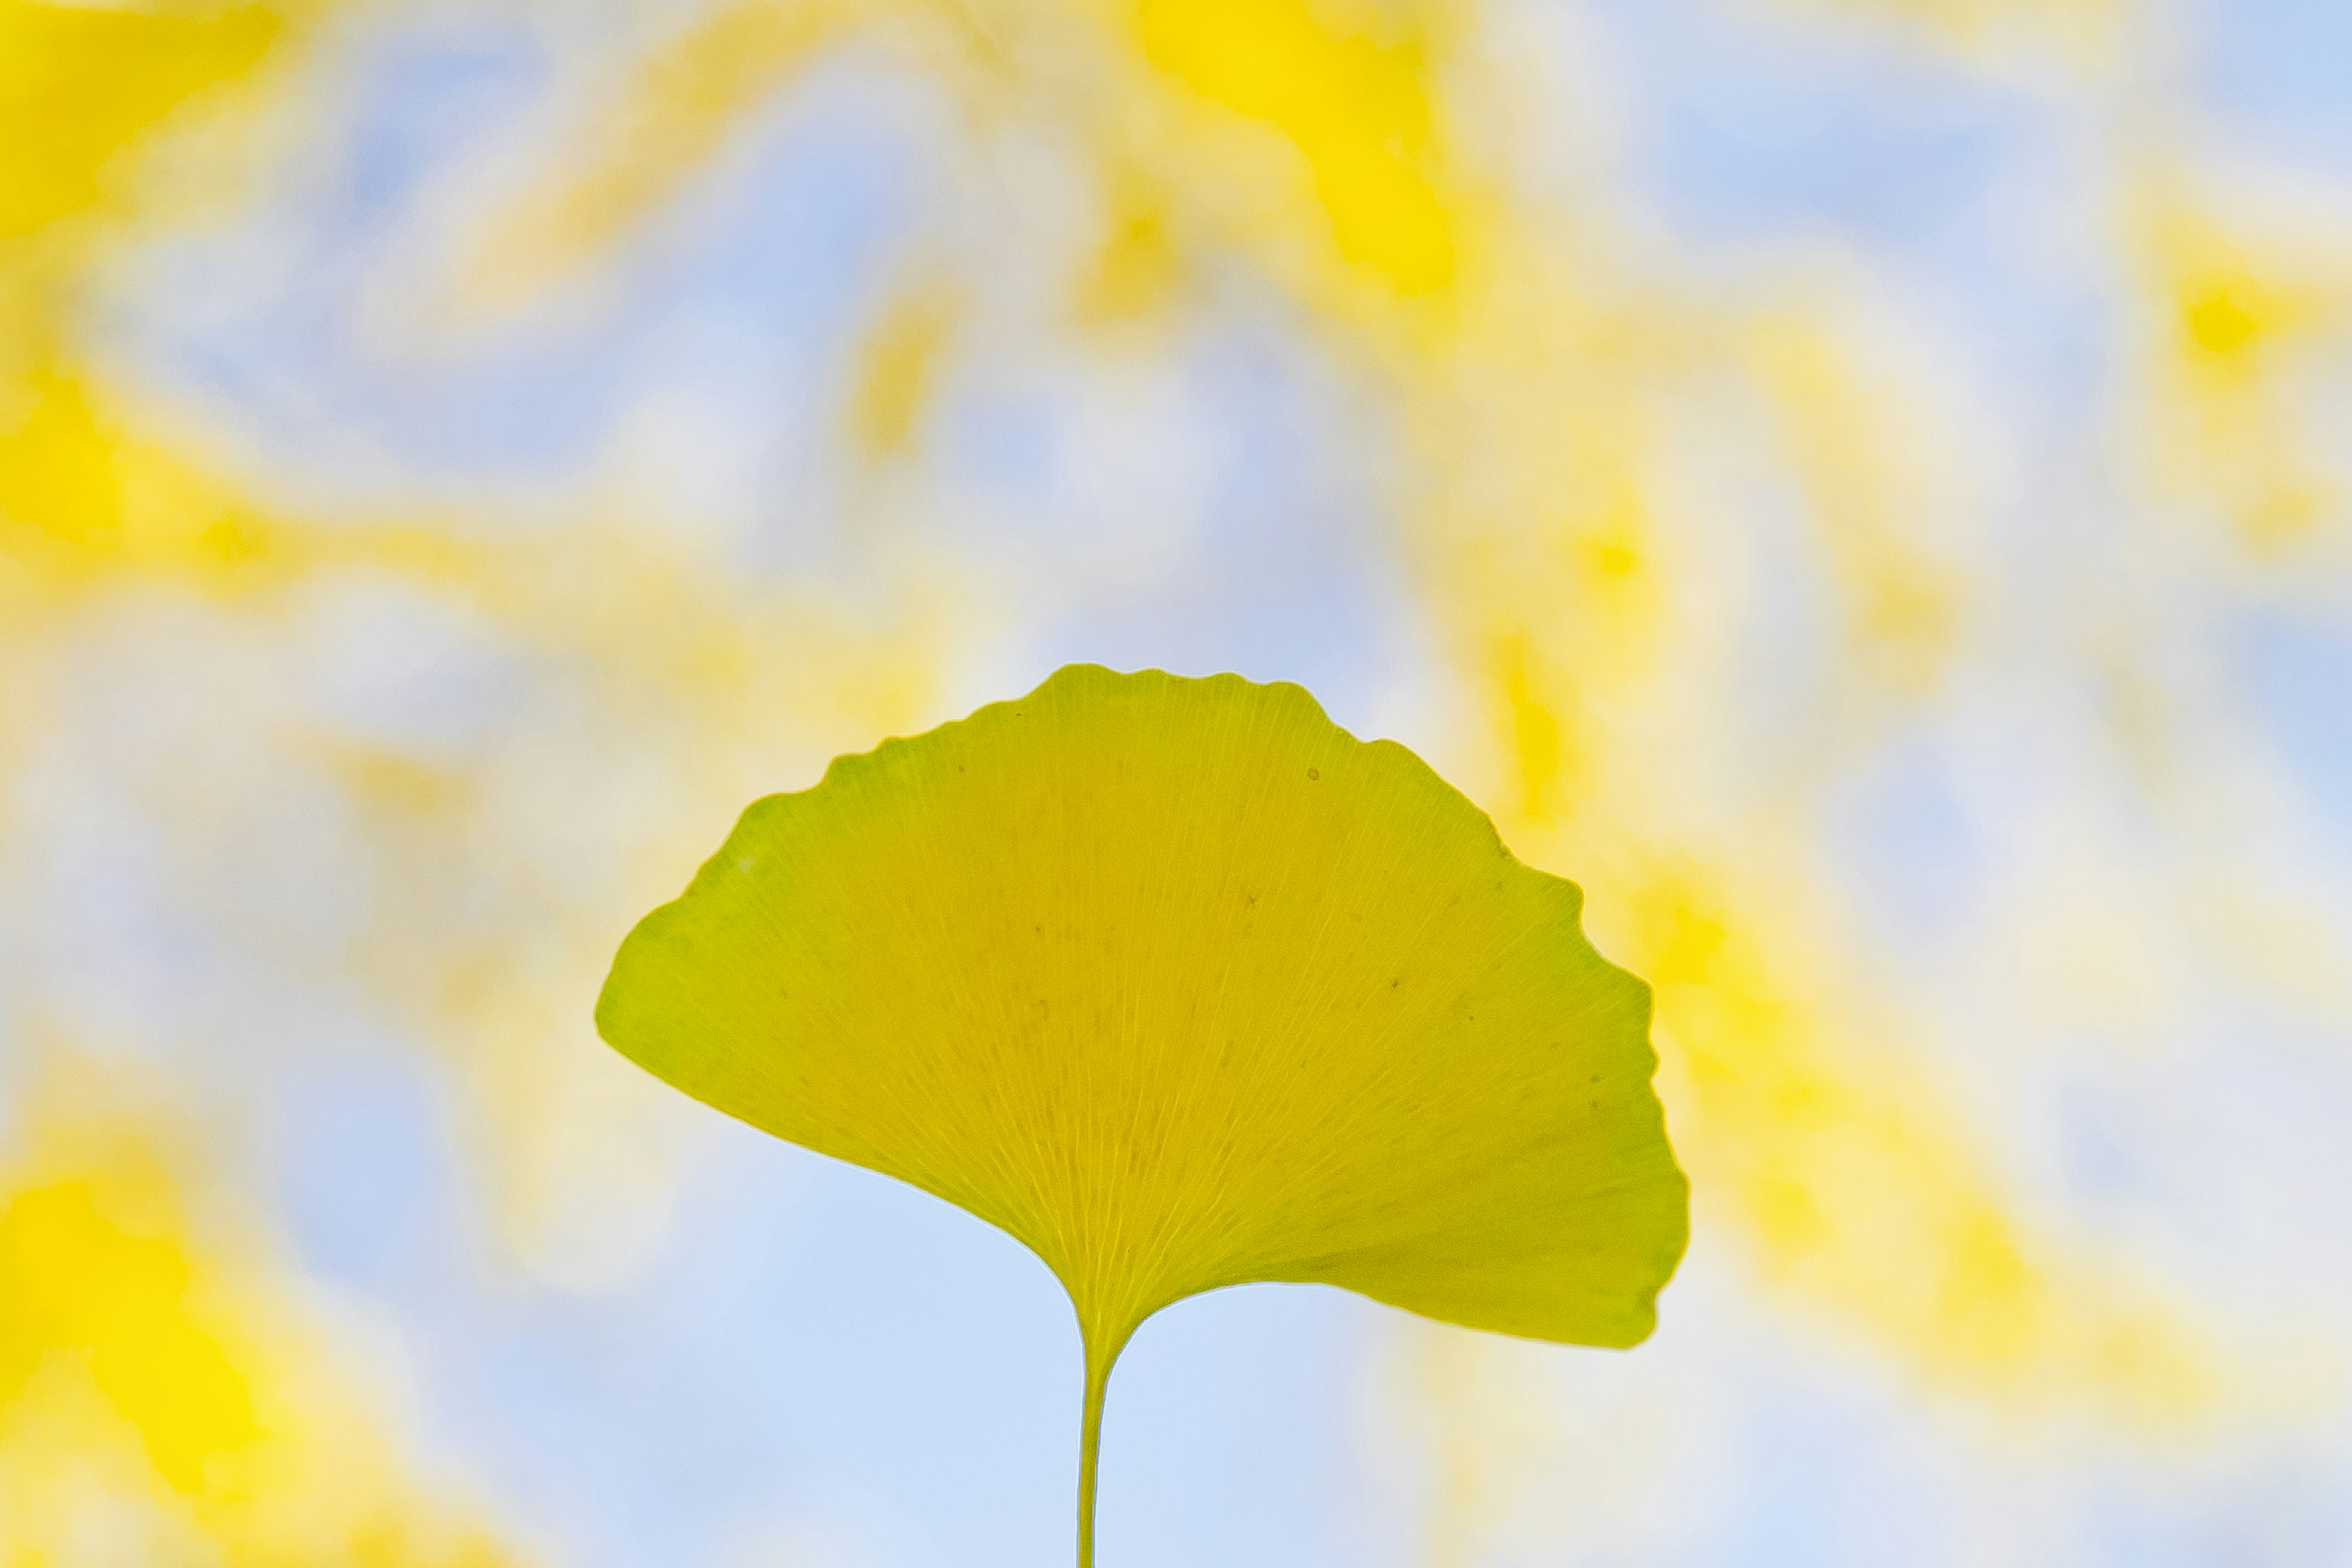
4, 0, 2350, 1562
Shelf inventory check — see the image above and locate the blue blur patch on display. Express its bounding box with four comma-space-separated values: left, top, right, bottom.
152, 45, 924, 495
1589, 0, 2116, 441
1595, 1, 2021, 251
1701, 1372, 1951, 1568
2235, 609, 2352, 844
299, 577, 529, 760
273, 1048, 447, 1289
344, 29, 544, 219
1824, 729, 1989, 954
2051, 1083, 2154, 1207
1711, 1398, 1849, 1567
738, 1151, 1083, 1566
1104, 1283, 1375, 1568
427, 1123, 1383, 1568
2087, 1444, 2352, 1567
954, 323, 1415, 735
2198, 0, 2352, 175
431, 1128, 1071, 1568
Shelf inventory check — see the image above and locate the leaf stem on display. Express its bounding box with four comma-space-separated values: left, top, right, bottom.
1077, 1327, 1125, 1568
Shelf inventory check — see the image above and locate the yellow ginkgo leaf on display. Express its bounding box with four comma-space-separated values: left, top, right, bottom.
596, 664, 1686, 1563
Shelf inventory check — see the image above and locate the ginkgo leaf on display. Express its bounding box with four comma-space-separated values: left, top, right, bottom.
596, 664, 1687, 1564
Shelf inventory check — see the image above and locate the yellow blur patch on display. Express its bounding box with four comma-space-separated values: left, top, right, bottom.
1136, 0, 1457, 297
2139, 198, 2349, 553
0, 1117, 529, 1566
2171, 246, 2316, 381
0, 1182, 257, 1496
0, 0, 282, 239
1621, 867, 2215, 1418
0, 371, 295, 592
2183, 276, 2273, 363
2154, 232, 2323, 380
0, 369, 516, 604
1494, 632, 1567, 826
1079, 168, 1185, 324
1749, 316, 1962, 689
847, 282, 960, 458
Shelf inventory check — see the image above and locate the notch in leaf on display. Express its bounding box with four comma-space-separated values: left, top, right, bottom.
597, 665, 1687, 1563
